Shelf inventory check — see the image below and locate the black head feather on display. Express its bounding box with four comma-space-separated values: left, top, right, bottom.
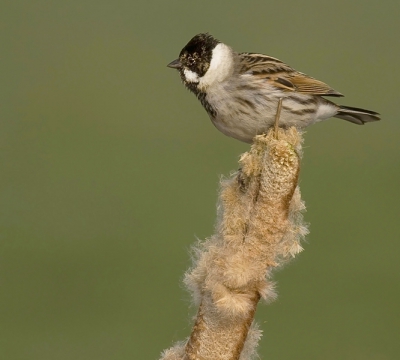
179, 33, 220, 77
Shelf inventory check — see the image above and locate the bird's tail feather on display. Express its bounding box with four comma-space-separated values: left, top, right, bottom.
335, 105, 380, 125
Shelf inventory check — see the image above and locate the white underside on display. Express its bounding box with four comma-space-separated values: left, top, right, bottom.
205, 77, 338, 143
315, 101, 338, 120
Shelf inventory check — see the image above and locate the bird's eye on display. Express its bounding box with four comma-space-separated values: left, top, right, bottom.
188, 57, 196, 66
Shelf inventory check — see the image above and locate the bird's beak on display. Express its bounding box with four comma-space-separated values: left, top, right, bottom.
167, 59, 182, 69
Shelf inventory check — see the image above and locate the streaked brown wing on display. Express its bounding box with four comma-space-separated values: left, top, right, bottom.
285, 74, 343, 97
239, 53, 343, 97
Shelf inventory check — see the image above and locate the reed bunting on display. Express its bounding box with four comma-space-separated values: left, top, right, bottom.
167, 33, 380, 143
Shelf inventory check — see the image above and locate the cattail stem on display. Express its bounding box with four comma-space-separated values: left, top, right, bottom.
160, 128, 308, 360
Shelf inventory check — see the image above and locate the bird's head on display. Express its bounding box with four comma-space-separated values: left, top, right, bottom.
167, 33, 234, 92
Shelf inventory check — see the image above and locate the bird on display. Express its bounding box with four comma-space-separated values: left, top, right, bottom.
167, 33, 380, 143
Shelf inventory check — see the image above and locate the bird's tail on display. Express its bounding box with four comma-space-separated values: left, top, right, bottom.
334, 105, 380, 125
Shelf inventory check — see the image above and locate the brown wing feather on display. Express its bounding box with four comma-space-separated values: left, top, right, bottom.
238, 53, 343, 97
287, 74, 343, 97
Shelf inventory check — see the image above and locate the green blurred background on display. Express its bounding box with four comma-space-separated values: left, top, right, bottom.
2, 1, 399, 359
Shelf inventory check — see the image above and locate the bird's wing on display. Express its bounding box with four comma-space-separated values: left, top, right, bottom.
238, 53, 343, 97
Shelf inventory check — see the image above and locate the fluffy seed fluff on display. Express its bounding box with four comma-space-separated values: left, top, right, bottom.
160, 128, 307, 360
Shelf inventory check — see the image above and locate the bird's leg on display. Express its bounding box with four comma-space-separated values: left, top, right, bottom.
274, 98, 283, 138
